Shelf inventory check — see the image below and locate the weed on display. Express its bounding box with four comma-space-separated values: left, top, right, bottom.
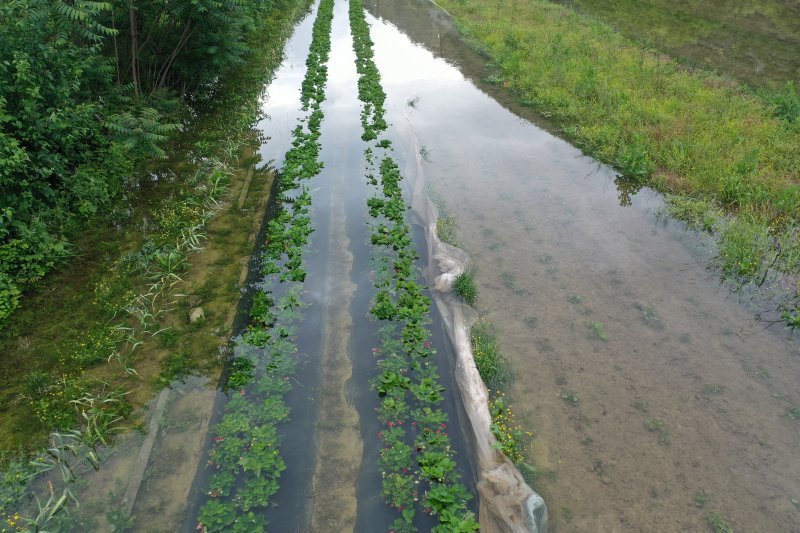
157, 351, 197, 387
559, 506, 574, 522
632, 400, 650, 413
500, 272, 528, 296
568, 294, 585, 304
703, 384, 726, 396
539, 254, 554, 264
559, 390, 580, 407
471, 321, 513, 391
707, 512, 733, 533
666, 195, 720, 233
644, 418, 671, 445
786, 405, 800, 420
592, 458, 605, 476
635, 303, 664, 329
452, 271, 478, 305
750, 365, 771, 380
406, 96, 420, 108
157, 328, 179, 348
523, 316, 538, 329
436, 213, 458, 246
715, 216, 773, 283
536, 338, 554, 352
586, 321, 608, 341
483, 74, 504, 85
694, 489, 710, 508
419, 146, 432, 162
489, 393, 531, 464
554, 375, 567, 386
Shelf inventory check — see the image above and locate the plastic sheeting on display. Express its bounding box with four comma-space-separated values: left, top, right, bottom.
399, 111, 548, 533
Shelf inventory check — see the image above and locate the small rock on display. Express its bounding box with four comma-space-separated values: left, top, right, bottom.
189, 307, 205, 323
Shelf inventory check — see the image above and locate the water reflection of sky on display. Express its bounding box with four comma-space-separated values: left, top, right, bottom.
255, 6, 317, 169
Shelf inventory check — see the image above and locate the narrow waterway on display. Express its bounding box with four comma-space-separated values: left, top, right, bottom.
367, 1, 800, 531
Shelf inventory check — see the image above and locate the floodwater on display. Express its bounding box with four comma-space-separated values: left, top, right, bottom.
366, 0, 800, 531
48, 1, 479, 531
30, 0, 800, 531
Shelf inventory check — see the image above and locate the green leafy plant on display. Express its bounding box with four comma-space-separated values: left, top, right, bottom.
452, 271, 478, 305
470, 321, 513, 391
586, 321, 609, 341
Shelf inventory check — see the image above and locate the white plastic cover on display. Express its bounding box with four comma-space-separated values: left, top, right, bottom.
400, 111, 548, 533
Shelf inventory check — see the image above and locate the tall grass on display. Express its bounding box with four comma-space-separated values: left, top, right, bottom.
452, 271, 478, 305
470, 321, 513, 392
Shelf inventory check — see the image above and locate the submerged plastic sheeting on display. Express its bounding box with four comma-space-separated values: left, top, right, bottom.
398, 109, 548, 533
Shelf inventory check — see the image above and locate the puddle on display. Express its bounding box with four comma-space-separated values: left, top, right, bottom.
366, 1, 800, 530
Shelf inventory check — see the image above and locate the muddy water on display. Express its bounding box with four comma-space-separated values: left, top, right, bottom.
366, 1, 800, 531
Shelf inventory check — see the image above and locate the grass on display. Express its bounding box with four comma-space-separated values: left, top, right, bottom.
694, 489, 710, 508
500, 271, 528, 296
428, 188, 458, 246
703, 383, 726, 396
559, 390, 580, 407
436, 0, 800, 324
436, 214, 458, 246
708, 511, 734, 533
452, 271, 478, 305
470, 321, 514, 391
635, 302, 664, 329
644, 417, 671, 446
585, 320, 608, 341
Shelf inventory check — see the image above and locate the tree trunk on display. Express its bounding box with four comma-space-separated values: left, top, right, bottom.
129, 3, 140, 96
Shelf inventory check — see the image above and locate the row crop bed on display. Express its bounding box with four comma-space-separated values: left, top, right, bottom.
196, 0, 335, 530
349, 1, 480, 531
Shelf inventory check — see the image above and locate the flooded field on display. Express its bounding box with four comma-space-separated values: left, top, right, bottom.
8, 1, 800, 532
367, 0, 800, 531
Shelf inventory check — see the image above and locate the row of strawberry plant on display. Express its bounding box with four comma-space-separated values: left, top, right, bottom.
349, 1, 479, 531
195, 0, 335, 531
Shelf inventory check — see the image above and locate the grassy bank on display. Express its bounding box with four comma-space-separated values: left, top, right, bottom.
435, 0, 800, 322
556, 0, 800, 89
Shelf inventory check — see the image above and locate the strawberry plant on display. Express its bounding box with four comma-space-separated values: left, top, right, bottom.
350, 0, 478, 528
196, 0, 335, 530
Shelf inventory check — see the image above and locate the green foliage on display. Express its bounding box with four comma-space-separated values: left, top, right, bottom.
665, 195, 721, 233
773, 81, 800, 125
470, 321, 513, 392
707, 511, 733, 533
452, 271, 478, 305
197, 0, 330, 528
0, 0, 301, 323
351, 0, 478, 526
